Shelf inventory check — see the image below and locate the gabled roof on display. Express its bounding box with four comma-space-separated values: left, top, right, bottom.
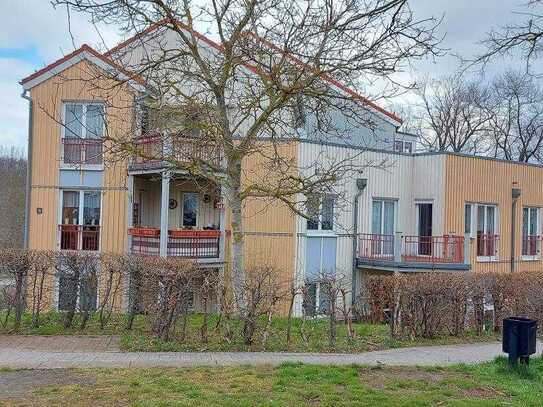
105, 19, 402, 125
20, 44, 146, 91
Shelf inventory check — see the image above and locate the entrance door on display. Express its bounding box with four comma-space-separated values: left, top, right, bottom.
417, 203, 433, 255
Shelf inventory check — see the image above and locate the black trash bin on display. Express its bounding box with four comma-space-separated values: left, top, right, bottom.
502, 317, 538, 365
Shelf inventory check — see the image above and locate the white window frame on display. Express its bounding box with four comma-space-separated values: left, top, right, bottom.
58, 189, 103, 250
372, 199, 397, 235
393, 139, 414, 153
475, 203, 499, 262
306, 194, 336, 235
521, 206, 541, 261
61, 101, 105, 170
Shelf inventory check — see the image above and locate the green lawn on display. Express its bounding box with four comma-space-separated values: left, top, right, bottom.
3, 357, 542, 406
0, 311, 499, 353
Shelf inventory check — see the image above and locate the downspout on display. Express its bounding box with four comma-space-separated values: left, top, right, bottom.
511, 184, 522, 273
352, 178, 367, 305
21, 89, 33, 249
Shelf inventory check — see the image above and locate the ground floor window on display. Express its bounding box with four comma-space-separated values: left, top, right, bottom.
522, 207, 540, 257
476, 204, 498, 258
60, 190, 101, 251
57, 265, 98, 312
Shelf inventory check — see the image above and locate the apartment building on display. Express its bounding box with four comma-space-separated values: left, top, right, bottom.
19, 23, 543, 316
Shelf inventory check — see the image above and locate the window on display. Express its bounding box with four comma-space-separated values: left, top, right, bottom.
371, 199, 395, 256
476, 204, 497, 259
306, 195, 335, 231
62, 102, 104, 165
393, 140, 413, 153
60, 190, 101, 251
465, 204, 472, 235
182, 193, 199, 228
522, 207, 540, 258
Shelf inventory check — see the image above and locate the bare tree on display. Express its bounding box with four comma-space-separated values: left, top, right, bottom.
52, 0, 440, 315
488, 70, 543, 162
0, 147, 26, 249
416, 75, 492, 154
474, 0, 543, 74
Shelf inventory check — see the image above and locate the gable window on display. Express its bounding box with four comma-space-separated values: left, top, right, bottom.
522, 207, 540, 258
306, 195, 334, 231
394, 140, 413, 153
62, 102, 104, 165
476, 204, 498, 260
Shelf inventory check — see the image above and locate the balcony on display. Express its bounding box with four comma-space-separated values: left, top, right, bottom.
62, 138, 103, 165
129, 133, 222, 171
58, 225, 100, 251
357, 233, 469, 271
128, 227, 221, 259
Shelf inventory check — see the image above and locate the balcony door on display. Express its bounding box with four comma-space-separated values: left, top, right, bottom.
416, 203, 433, 256
372, 200, 395, 256
60, 190, 101, 250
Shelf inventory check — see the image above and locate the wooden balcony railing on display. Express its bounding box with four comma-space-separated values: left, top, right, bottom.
58, 225, 100, 251
132, 133, 222, 168
128, 227, 221, 259
62, 138, 103, 165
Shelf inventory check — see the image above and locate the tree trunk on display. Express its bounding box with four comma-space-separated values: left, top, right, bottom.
226, 180, 246, 315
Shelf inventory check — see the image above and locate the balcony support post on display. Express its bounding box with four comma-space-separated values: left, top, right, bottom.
464, 233, 471, 267
394, 232, 402, 263
218, 186, 226, 262
159, 171, 171, 257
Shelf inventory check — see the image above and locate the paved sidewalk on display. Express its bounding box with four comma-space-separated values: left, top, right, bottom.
1, 336, 541, 369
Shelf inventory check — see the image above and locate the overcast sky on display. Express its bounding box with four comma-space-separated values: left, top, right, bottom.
0, 0, 528, 152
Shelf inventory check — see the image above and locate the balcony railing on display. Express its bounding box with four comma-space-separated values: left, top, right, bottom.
62, 138, 103, 165
403, 235, 464, 264
358, 233, 395, 261
128, 227, 221, 259
358, 234, 465, 265
522, 235, 541, 257
131, 133, 222, 169
476, 234, 499, 258
58, 225, 100, 251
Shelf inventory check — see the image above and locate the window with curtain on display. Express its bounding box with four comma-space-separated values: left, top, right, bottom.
476, 204, 497, 258
63, 102, 104, 164
306, 194, 335, 231
62, 191, 80, 225
522, 207, 540, 257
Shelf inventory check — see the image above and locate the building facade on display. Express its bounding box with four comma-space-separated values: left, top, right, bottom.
20, 25, 543, 317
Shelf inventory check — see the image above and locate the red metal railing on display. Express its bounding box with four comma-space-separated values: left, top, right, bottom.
403, 235, 464, 263
476, 234, 499, 257
58, 225, 100, 251
132, 133, 222, 167
128, 227, 220, 259
522, 235, 540, 257
358, 234, 395, 261
62, 138, 103, 164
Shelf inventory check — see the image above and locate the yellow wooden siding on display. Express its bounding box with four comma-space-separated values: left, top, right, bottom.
223, 141, 299, 315
27, 59, 133, 253
444, 154, 543, 273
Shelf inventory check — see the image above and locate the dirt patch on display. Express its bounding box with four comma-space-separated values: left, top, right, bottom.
358, 366, 507, 400
0, 369, 96, 399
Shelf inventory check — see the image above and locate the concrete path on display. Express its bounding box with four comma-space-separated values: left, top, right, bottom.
1, 336, 542, 369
